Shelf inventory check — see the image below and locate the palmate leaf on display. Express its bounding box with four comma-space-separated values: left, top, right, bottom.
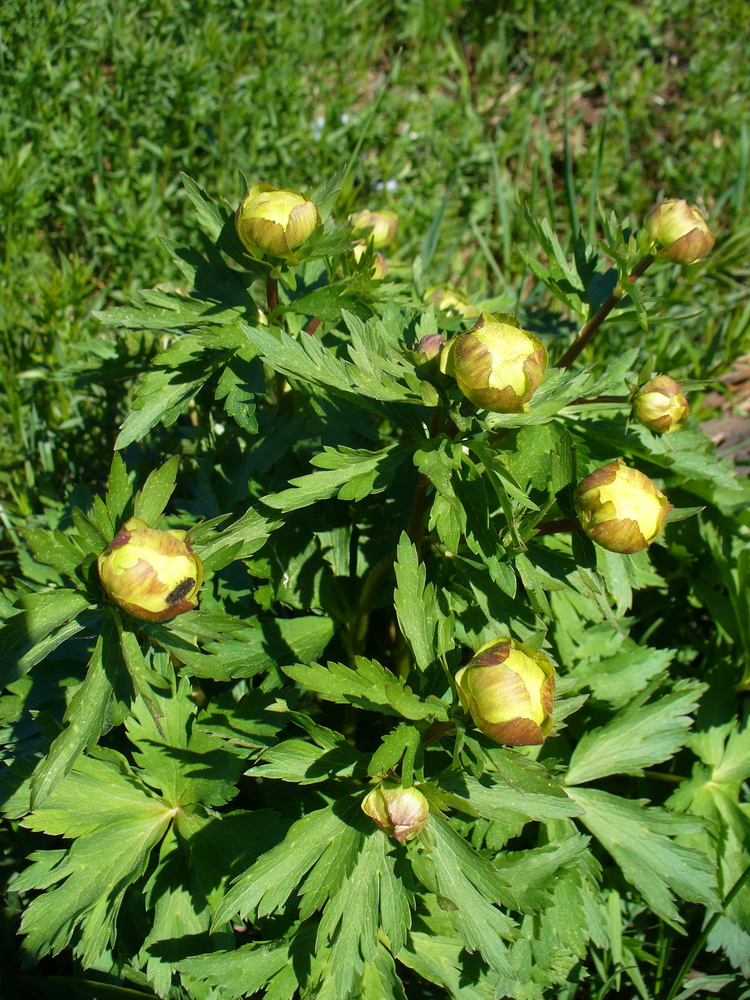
241, 322, 423, 405
409, 814, 517, 977
565, 679, 705, 785
15, 753, 173, 965
213, 801, 354, 926
438, 771, 582, 826
568, 787, 720, 926
284, 655, 450, 721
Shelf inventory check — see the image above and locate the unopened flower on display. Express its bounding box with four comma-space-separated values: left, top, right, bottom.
424, 285, 478, 319
439, 313, 547, 413
349, 208, 398, 248
352, 241, 388, 279
98, 517, 203, 621
574, 459, 672, 554
644, 199, 715, 265
235, 184, 321, 263
362, 781, 429, 842
455, 638, 555, 746
633, 376, 690, 434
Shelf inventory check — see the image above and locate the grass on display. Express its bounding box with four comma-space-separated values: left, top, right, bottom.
0, 0, 749, 545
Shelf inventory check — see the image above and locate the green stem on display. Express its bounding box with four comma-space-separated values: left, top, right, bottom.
662, 860, 750, 1000
556, 255, 654, 369
421, 720, 456, 747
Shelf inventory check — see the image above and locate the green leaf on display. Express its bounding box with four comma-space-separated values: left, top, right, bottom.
17, 754, 172, 964
133, 455, 180, 526
104, 452, 133, 527
30, 629, 114, 808
394, 532, 454, 671
568, 787, 720, 925
437, 771, 582, 824
247, 736, 367, 784
368, 723, 422, 784
285, 656, 449, 721
565, 679, 704, 785
0, 591, 92, 688
263, 443, 409, 512
213, 801, 355, 926
410, 813, 516, 974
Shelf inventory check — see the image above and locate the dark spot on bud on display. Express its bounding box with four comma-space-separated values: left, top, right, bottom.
166, 578, 195, 604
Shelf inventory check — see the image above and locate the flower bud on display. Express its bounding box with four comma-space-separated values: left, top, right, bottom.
424, 285, 478, 319
574, 459, 672, 554
455, 638, 555, 747
352, 241, 388, 279
349, 208, 398, 249
235, 183, 321, 263
361, 781, 429, 842
644, 199, 715, 265
98, 517, 203, 622
633, 376, 690, 434
439, 313, 547, 413
416, 332, 444, 363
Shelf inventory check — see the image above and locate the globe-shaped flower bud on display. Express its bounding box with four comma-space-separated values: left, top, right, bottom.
361, 781, 429, 842
439, 313, 548, 413
644, 199, 715, 265
633, 376, 690, 434
424, 285, 478, 319
98, 517, 203, 622
349, 208, 398, 248
455, 638, 555, 747
352, 241, 388, 279
235, 183, 321, 263
574, 460, 672, 554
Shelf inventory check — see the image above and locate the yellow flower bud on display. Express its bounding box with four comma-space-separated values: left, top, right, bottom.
235, 183, 321, 263
455, 638, 555, 747
440, 313, 547, 413
349, 208, 398, 249
98, 517, 203, 622
633, 376, 690, 434
644, 199, 715, 265
574, 459, 672, 554
361, 781, 429, 842
424, 285, 478, 319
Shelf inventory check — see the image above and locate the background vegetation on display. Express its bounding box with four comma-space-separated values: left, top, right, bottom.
1, 1, 750, 998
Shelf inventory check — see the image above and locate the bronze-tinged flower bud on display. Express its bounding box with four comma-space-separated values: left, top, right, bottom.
439, 313, 548, 413
644, 199, 715, 265
98, 517, 203, 622
633, 376, 690, 434
424, 285, 478, 319
235, 183, 321, 263
361, 781, 429, 842
349, 208, 398, 249
416, 332, 444, 363
455, 638, 555, 747
352, 241, 388, 279
574, 459, 672, 554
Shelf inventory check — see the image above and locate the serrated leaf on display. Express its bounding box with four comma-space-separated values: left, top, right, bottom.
411, 814, 516, 975
213, 802, 351, 926
568, 787, 720, 925
263, 443, 408, 512
438, 771, 582, 824
0, 591, 93, 688
284, 656, 449, 721
17, 756, 172, 963
394, 533, 451, 671
133, 456, 180, 526
566, 679, 704, 785
30, 629, 113, 808
105, 452, 133, 526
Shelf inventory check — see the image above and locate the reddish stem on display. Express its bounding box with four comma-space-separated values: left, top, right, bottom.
555, 255, 654, 369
